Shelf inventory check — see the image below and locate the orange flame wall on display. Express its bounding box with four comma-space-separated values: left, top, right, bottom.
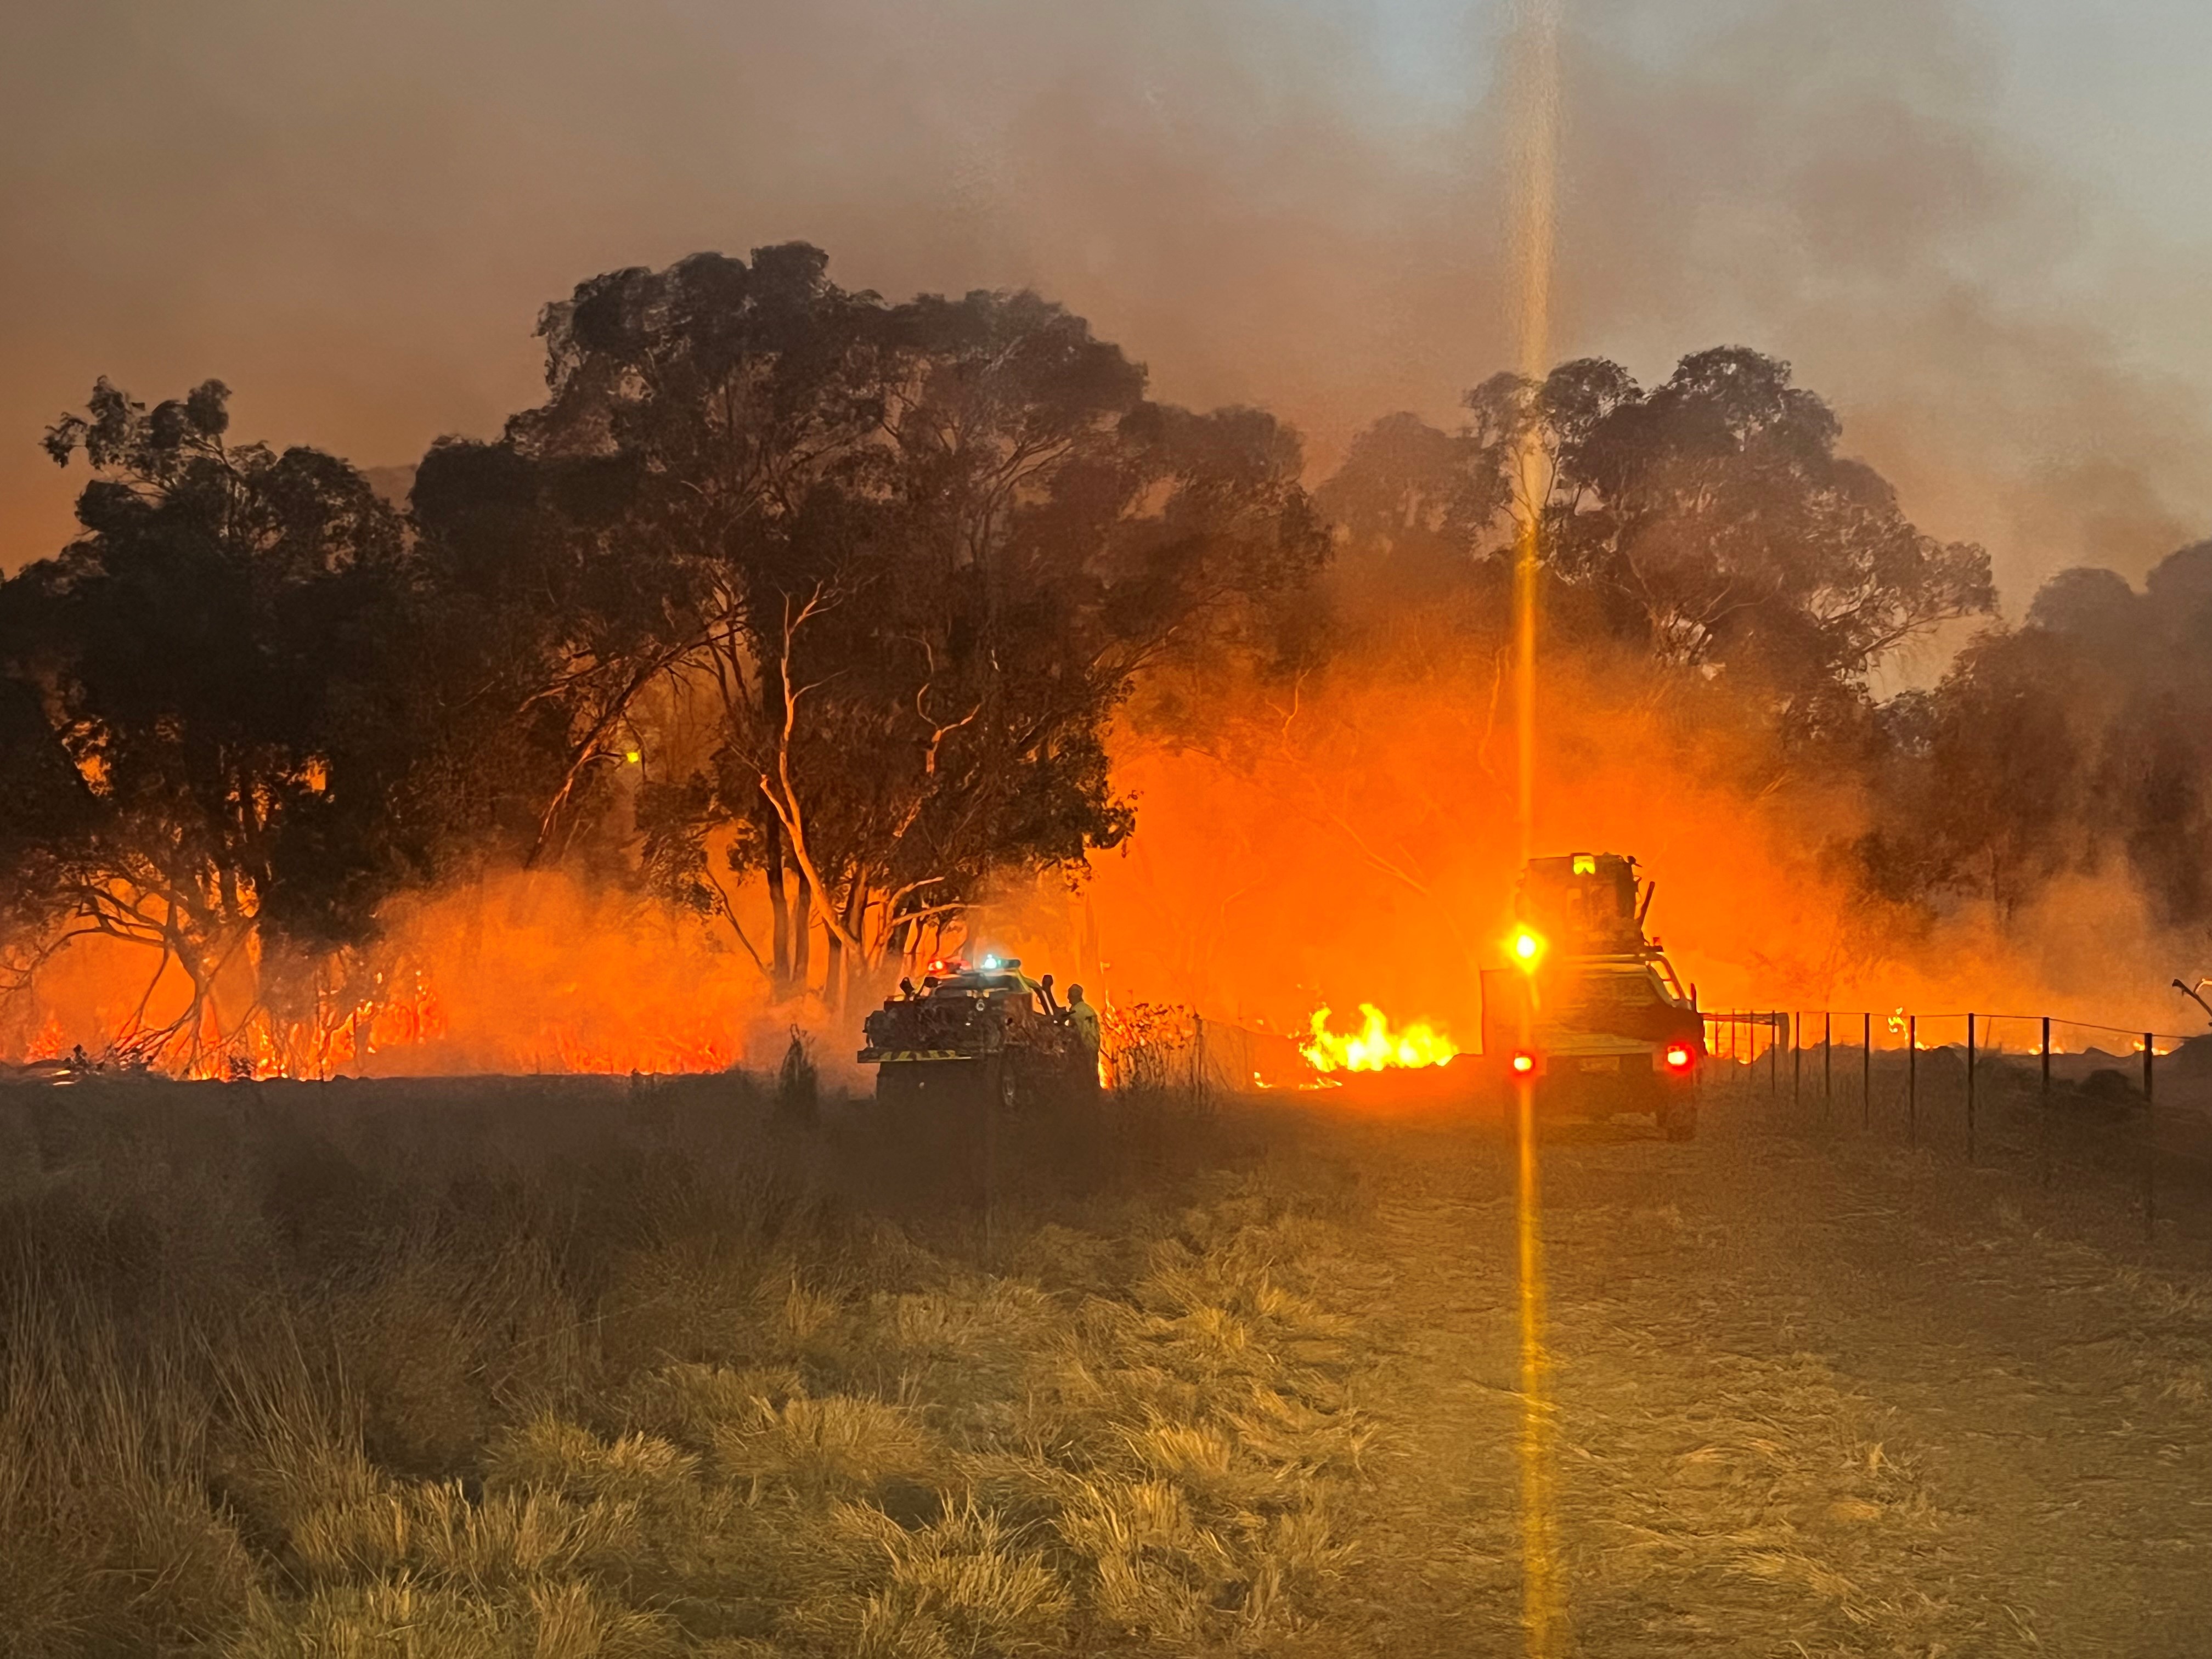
990, 636, 2197, 1045
5, 633, 2198, 1074
7, 872, 787, 1077
986, 642, 1860, 1047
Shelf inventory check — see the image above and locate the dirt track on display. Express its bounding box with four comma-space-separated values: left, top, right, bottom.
1302, 1099, 2212, 1657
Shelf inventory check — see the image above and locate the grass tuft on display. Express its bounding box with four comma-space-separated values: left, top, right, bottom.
712, 1391, 943, 1500
484, 1414, 700, 1505
290, 1481, 637, 1589
796, 1499, 1071, 1658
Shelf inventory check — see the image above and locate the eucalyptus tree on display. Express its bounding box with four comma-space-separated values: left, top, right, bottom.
1, 380, 422, 1062
450, 244, 1324, 1005
1326, 347, 1994, 731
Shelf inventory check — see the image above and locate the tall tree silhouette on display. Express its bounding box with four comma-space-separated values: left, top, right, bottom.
1, 380, 420, 1062
421, 245, 1324, 1004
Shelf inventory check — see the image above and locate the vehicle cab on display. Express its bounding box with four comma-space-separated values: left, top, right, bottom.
1478, 851, 1704, 1138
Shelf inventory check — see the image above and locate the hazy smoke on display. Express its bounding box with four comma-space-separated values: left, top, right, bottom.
4, 0, 2208, 604
6, 2, 2210, 1069
980, 635, 2207, 1044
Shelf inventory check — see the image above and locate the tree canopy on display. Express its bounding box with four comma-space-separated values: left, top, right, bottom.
1325, 347, 1996, 729
436, 245, 1325, 1002
1857, 540, 2212, 927
3, 253, 2203, 1069
0, 246, 1327, 1058
0, 380, 430, 1060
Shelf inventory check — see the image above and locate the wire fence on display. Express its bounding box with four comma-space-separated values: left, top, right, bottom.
1703, 1008, 2212, 1242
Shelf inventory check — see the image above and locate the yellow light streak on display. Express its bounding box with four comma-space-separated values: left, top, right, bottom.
1507, 2, 1565, 1652
1515, 1072, 1559, 1648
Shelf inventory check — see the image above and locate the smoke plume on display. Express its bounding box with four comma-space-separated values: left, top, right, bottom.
5, 1, 2210, 1069
4, 1, 2207, 599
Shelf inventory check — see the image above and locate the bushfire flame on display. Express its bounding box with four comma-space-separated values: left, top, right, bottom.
1300, 1003, 1459, 1073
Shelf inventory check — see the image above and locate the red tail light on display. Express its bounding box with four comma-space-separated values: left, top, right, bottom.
1663, 1043, 1695, 1071
1510, 1049, 1538, 1075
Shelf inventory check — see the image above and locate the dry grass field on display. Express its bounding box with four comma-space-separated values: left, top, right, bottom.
0, 1076, 1372, 1658
4, 1073, 2209, 1656
1317, 1105, 2212, 1656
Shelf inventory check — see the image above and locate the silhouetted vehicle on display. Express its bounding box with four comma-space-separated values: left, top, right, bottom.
1480, 853, 1705, 1139
859, 956, 1099, 1108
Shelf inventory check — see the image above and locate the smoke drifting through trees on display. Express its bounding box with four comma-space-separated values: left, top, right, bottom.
2, 245, 2204, 1071
1861, 546, 2212, 933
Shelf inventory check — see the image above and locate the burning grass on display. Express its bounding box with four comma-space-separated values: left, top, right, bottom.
1300, 1005, 1460, 1075
0, 1077, 1373, 1657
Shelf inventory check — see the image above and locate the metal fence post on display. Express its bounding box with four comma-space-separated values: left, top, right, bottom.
1769, 1013, 1779, 1097
2039, 1014, 2052, 1190
1823, 1011, 1832, 1116
2143, 1032, 2156, 1239
1966, 1012, 1977, 1164
1793, 1011, 1802, 1108
1907, 1015, 1917, 1147
1862, 1012, 1871, 1131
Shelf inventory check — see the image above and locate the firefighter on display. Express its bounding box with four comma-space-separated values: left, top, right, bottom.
1066, 984, 1102, 1060
1063, 984, 1104, 1098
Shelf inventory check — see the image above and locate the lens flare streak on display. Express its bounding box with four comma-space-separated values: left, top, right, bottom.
1506, 0, 1566, 1651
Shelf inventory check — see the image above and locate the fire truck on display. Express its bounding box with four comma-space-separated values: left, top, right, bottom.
857, 956, 1099, 1107
1479, 853, 1705, 1139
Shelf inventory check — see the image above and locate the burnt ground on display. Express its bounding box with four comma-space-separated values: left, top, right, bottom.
1300, 1093, 2212, 1657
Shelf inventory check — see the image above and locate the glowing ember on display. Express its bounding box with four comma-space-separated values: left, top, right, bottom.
1301, 1003, 1459, 1073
